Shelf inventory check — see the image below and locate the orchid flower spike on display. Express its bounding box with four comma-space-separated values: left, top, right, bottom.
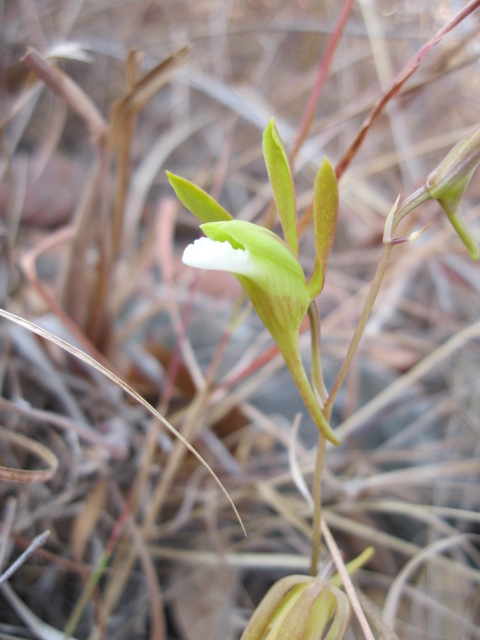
167, 118, 340, 445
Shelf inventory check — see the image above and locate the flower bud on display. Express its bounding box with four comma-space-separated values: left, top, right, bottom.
425, 127, 480, 260
240, 575, 351, 640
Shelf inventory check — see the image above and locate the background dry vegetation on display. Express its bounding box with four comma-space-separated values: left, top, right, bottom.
1, 1, 480, 638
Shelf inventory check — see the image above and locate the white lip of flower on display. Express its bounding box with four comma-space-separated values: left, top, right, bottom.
182, 236, 255, 277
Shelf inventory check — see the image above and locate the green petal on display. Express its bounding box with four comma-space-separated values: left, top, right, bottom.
263, 118, 299, 255
166, 171, 233, 222
307, 158, 338, 299
200, 220, 304, 281
201, 221, 309, 343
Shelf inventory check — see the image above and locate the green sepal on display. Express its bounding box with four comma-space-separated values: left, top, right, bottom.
307, 158, 339, 299
303, 589, 337, 640
240, 575, 351, 640
266, 583, 311, 640
263, 118, 299, 255
200, 220, 310, 346
240, 576, 312, 640
166, 171, 233, 222
427, 170, 479, 260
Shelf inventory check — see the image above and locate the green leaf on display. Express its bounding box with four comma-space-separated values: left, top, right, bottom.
166, 171, 233, 223
307, 158, 338, 299
262, 118, 299, 255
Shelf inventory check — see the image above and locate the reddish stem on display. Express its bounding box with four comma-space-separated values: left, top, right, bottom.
335, 0, 480, 179
290, 0, 356, 164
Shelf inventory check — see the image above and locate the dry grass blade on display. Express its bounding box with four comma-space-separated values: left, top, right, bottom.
344, 458, 480, 496
0, 308, 246, 536
355, 590, 401, 640
0, 427, 58, 484
71, 481, 107, 563
1, 581, 80, 640
110, 46, 189, 258
123, 114, 212, 248
0, 531, 49, 587
321, 519, 374, 640
336, 319, 480, 442
289, 414, 313, 510
382, 533, 480, 629
0, 396, 126, 458
22, 48, 107, 141
109, 484, 167, 640
114, 45, 190, 116
60, 163, 102, 327
0, 497, 16, 572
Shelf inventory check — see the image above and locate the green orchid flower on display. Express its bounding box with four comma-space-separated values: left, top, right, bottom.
183, 220, 310, 348
167, 118, 340, 445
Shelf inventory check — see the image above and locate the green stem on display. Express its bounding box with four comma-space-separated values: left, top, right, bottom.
325, 242, 393, 417
307, 301, 329, 575
279, 332, 339, 445
442, 203, 480, 261
308, 301, 328, 406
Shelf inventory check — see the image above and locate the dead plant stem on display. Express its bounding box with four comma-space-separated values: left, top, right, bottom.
263, 0, 354, 231
290, 0, 356, 164
321, 518, 375, 640
335, 0, 480, 179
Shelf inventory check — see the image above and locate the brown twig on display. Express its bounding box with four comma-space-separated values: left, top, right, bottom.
22, 48, 107, 142
335, 0, 480, 179
290, 0, 356, 164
